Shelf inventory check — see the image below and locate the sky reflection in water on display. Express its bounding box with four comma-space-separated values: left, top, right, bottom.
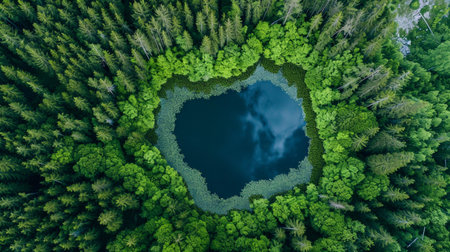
174, 81, 309, 198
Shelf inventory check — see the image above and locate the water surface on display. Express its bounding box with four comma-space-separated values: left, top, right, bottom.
174, 81, 309, 198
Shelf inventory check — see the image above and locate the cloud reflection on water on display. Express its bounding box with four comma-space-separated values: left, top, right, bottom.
174, 81, 309, 198
239, 82, 306, 179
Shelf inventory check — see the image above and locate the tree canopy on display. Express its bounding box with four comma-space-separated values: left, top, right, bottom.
0, 0, 448, 251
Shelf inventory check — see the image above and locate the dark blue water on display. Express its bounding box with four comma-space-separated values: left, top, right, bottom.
174, 81, 309, 198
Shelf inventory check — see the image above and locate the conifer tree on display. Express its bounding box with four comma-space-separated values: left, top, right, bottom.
200, 36, 213, 55
184, 2, 194, 31
233, 15, 244, 43
179, 30, 193, 51
382, 187, 410, 202
224, 18, 234, 44
196, 12, 206, 35
367, 131, 405, 153
367, 152, 414, 175
282, 0, 302, 25
307, 13, 322, 37
218, 25, 226, 48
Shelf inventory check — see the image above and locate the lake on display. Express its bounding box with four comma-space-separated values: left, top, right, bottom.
174, 81, 309, 198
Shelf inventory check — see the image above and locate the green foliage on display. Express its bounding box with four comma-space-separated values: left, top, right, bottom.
281, 63, 325, 184
367, 152, 414, 175
73, 144, 106, 179
409, 0, 420, 10
422, 40, 450, 76
357, 173, 389, 201
335, 104, 378, 134
0, 0, 448, 251
155, 65, 314, 214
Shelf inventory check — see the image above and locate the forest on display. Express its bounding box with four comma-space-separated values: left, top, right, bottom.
0, 0, 448, 251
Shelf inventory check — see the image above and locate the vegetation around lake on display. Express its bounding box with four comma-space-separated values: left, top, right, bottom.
156, 64, 316, 214
0, 0, 448, 251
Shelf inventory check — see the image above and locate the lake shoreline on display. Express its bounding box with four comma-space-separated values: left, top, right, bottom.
154, 60, 323, 214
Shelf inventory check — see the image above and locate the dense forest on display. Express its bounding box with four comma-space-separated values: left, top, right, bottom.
0, 0, 448, 251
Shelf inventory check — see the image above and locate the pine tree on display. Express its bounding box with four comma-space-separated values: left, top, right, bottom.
156, 6, 172, 35
384, 210, 421, 229
131, 48, 147, 69
364, 37, 383, 57
182, 30, 193, 51
245, 2, 252, 24
326, 11, 343, 34
367, 152, 414, 175
115, 70, 135, 94
162, 31, 173, 48
41, 93, 63, 112
210, 29, 219, 54
292, 237, 312, 251
171, 16, 182, 36
284, 219, 305, 237
24, 45, 53, 74
89, 44, 106, 65
357, 68, 390, 98
336, 15, 357, 38
233, 15, 244, 43
368, 227, 399, 249
132, 0, 152, 21
71, 131, 90, 143
131, 30, 152, 59
307, 13, 322, 37
109, 31, 127, 51
392, 175, 415, 187
196, 12, 206, 35
224, 18, 234, 44
218, 25, 226, 48
114, 194, 138, 211
98, 210, 122, 232
114, 50, 133, 75
94, 125, 114, 143
387, 71, 411, 91
207, 10, 217, 33
382, 187, 409, 202
0, 84, 24, 102
101, 102, 119, 120
79, 19, 98, 42
352, 134, 369, 151
16, 70, 44, 95
367, 131, 405, 153
262, 0, 275, 20
282, 0, 302, 25
184, 2, 194, 30
148, 17, 164, 54
329, 38, 348, 57
104, 50, 118, 73
200, 36, 213, 55
367, 90, 396, 109
252, 1, 263, 24
381, 98, 427, 119
274, 227, 286, 241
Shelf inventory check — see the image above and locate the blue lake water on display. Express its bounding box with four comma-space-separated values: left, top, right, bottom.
174, 81, 309, 198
